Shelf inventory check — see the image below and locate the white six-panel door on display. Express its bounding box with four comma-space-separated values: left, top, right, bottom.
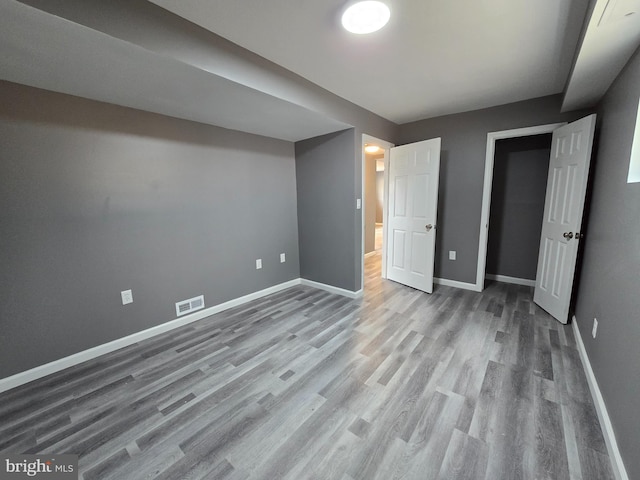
386, 138, 441, 293
534, 115, 596, 323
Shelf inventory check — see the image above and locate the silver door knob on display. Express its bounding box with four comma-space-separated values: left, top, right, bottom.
563, 232, 574, 239
425, 224, 433, 232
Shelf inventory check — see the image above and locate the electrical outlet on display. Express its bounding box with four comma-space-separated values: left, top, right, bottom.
449, 250, 456, 260
592, 318, 598, 338
356, 198, 362, 210
256, 259, 262, 270
280, 253, 286, 263
121, 289, 133, 305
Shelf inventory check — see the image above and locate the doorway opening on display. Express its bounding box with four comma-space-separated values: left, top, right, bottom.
476, 123, 564, 291
365, 150, 385, 255
485, 134, 552, 287
361, 135, 442, 294
361, 134, 393, 291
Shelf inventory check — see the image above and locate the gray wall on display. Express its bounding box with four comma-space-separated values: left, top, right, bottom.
0, 81, 300, 379
296, 130, 358, 291
398, 95, 592, 284
574, 47, 640, 480
486, 135, 551, 280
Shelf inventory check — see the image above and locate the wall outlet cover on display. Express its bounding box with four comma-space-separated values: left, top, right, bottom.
449, 251, 456, 260
256, 259, 262, 269
280, 253, 286, 263
121, 289, 133, 305
592, 318, 598, 338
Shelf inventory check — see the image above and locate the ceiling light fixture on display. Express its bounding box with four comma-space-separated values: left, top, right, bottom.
342, 1, 390, 34
365, 144, 381, 153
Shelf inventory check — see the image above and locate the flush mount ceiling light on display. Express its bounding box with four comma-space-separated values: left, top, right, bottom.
365, 144, 381, 153
342, 1, 390, 34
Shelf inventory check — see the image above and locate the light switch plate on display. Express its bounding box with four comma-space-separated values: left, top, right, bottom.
449, 251, 456, 260
280, 253, 286, 263
356, 198, 362, 210
592, 318, 598, 338
256, 259, 262, 270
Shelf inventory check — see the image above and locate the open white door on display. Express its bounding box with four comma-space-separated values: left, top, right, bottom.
386, 138, 441, 293
534, 115, 596, 323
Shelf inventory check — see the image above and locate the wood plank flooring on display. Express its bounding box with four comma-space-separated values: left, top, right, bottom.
0, 251, 615, 479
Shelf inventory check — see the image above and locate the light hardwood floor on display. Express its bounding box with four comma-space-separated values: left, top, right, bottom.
0, 251, 614, 479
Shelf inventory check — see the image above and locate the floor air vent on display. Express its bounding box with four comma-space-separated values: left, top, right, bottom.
175, 295, 205, 317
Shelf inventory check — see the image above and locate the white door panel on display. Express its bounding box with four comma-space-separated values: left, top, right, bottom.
392, 230, 406, 268
534, 115, 596, 323
386, 138, 441, 293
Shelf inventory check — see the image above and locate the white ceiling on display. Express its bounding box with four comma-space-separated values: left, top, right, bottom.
149, 0, 590, 123
3, 0, 640, 142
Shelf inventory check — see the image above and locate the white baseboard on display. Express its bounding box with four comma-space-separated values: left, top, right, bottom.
572, 316, 629, 480
300, 278, 363, 298
364, 250, 377, 258
0, 279, 301, 394
434, 277, 481, 292
485, 274, 536, 287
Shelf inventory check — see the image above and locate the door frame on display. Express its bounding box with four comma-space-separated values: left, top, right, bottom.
475, 123, 565, 292
361, 134, 394, 290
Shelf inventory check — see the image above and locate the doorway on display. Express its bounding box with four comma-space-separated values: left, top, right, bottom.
364, 150, 385, 256
485, 134, 552, 287
478, 116, 597, 323
361, 134, 393, 290
361, 134, 442, 294
476, 123, 564, 291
